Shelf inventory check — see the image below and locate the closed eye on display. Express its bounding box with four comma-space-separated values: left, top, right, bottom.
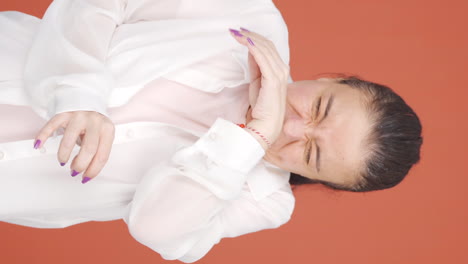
306, 96, 322, 165
314, 97, 322, 120
305, 140, 311, 165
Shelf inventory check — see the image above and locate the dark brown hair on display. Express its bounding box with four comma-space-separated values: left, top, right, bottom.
289, 74, 423, 192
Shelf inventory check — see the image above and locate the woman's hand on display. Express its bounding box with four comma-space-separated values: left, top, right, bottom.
33, 111, 115, 183
229, 27, 290, 150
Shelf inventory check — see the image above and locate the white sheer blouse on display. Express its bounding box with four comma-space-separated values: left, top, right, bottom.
0, 0, 295, 262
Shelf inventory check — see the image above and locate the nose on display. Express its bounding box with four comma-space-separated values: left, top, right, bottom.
282, 114, 312, 141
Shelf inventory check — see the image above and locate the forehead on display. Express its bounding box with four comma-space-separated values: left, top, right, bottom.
322, 82, 371, 186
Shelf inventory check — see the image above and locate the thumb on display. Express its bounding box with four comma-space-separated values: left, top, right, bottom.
248, 52, 261, 107
249, 78, 261, 108
248, 52, 260, 82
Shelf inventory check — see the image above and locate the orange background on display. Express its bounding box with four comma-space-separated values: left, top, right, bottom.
1, 0, 467, 263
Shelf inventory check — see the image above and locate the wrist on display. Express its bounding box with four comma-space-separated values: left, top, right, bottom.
242, 126, 270, 151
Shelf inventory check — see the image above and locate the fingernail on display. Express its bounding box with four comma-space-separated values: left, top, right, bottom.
229, 28, 244, 37
33, 139, 41, 149
240, 27, 250, 32
71, 170, 80, 177
247, 37, 255, 46
60, 162, 66, 166
82, 177, 91, 184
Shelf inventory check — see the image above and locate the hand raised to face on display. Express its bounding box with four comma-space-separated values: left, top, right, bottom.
228, 27, 290, 150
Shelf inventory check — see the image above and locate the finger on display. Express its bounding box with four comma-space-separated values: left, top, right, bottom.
238, 27, 289, 73
228, 29, 276, 80
237, 29, 278, 64
247, 49, 262, 107
229, 29, 270, 107
247, 51, 261, 82
239, 30, 287, 82
239, 29, 289, 79
229, 29, 277, 108
237, 32, 288, 106
81, 124, 115, 183
33, 113, 69, 150
233, 30, 263, 82
69, 123, 100, 177
249, 75, 261, 108
262, 40, 290, 79
57, 116, 86, 171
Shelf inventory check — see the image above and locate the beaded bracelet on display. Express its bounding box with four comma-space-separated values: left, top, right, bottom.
237, 123, 271, 148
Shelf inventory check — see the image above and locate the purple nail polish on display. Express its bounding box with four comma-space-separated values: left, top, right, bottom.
82, 177, 91, 184
240, 27, 250, 32
247, 37, 255, 46
60, 162, 66, 166
229, 28, 244, 37
71, 170, 80, 177
34, 139, 41, 149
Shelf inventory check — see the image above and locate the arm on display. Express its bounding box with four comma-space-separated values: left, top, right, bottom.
23, 0, 126, 120
125, 118, 295, 263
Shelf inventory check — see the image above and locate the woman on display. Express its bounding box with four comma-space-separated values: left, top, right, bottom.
0, 0, 423, 262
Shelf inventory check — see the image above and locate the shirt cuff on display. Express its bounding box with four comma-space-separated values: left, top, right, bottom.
47, 86, 109, 119
171, 117, 265, 200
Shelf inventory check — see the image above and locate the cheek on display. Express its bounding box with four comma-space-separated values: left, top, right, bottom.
298, 97, 312, 118
288, 91, 313, 118
276, 142, 305, 171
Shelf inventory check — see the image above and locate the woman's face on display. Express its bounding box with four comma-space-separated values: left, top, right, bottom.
252, 78, 372, 188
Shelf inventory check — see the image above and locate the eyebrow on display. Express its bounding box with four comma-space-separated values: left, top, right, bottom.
311, 94, 334, 173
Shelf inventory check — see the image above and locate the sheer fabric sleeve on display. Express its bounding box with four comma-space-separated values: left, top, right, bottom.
125, 118, 295, 263
22, 0, 126, 120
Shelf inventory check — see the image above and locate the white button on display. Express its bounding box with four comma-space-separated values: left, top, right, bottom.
40, 147, 46, 154
209, 132, 217, 140
126, 128, 135, 139
0, 151, 4, 160
206, 160, 217, 170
